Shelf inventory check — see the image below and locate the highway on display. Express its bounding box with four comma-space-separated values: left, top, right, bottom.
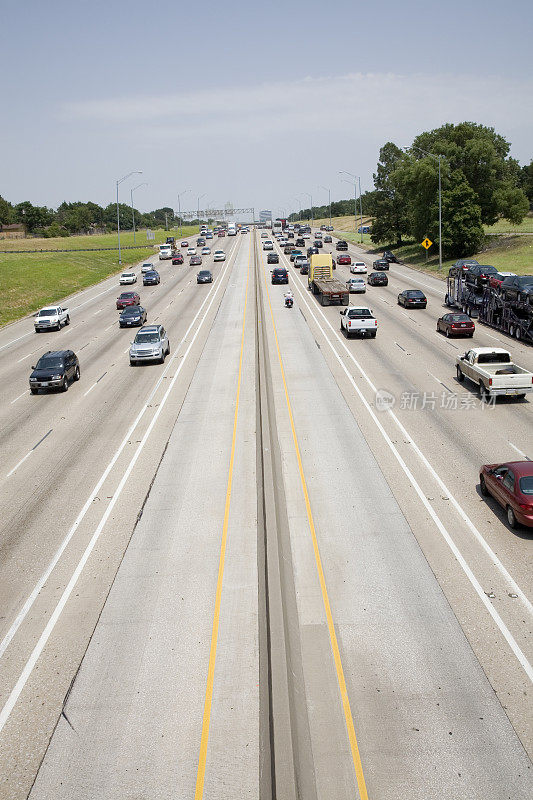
0, 229, 531, 799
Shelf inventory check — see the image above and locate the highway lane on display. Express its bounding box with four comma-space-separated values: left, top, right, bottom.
27, 233, 259, 800
272, 232, 533, 752
0, 233, 243, 798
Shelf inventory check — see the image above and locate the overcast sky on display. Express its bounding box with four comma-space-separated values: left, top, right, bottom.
2, 0, 532, 219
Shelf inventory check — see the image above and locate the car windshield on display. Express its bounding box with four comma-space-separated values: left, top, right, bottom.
348, 309, 372, 318
198, 271, 210, 276
120, 293, 134, 298
135, 333, 159, 344
39, 308, 57, 316
405, 291, 424, 297
122, 307, 139, 315
36, 356, 64, 369
519, 476, 533, 495
449, 314, 470, 322
516, 276, 533, 287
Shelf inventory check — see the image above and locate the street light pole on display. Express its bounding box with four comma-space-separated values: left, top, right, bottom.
293, 197, 302, 222
320, 185, 331, 229
406, 145, 444, 270
130, 182, 147, 244
339, 171, 358, 237
177, 190, 189, 238
197, 193, 206, 230
302, 192, 313, 226
116, 170, 142, 265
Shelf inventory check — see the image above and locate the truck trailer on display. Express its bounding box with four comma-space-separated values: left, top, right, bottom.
308, 254, 349, 306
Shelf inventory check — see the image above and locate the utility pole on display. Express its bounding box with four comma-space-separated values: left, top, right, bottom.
320, 185, 331, 229
130, 182, 147, 244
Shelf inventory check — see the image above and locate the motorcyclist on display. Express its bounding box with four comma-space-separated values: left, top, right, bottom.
284, 290, 294, 307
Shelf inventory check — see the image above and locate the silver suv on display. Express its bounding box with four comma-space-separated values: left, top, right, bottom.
129, 325, 170, 366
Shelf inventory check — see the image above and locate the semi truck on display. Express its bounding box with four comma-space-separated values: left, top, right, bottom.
308, 254, 349, 306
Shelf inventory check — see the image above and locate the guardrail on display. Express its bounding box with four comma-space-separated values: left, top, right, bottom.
0, 244, 156, 254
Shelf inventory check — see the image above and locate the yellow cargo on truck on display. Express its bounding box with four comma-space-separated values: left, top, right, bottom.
308, 254, 349, 306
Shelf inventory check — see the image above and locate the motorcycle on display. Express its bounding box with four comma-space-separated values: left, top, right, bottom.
284, 294, 293, 309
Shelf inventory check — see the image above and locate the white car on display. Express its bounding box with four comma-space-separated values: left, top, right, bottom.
302, 232, 311, 239
351, 261, 367, 274
120, 271, 137, 284
201, 247, 211, 255
315, 231, 323, 238
187, 247, 197, 256
347, 277, 366, 293
263, 241, 274, 251
261, 232, 268, 238
141, 263, 153, 273
213, 250, 226, 261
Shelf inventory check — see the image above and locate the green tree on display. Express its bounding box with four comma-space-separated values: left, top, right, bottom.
0, 195, 14, 225
519, 160, 533, 210
370, 142, 410, 246
439, 172, 484, 257
14, 201, 54, 233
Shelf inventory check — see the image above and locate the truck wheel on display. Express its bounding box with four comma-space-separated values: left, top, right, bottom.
65, 315, 70, 325
370, 331, 377, 338
480, 383, 490, 402
56, 321, 62, 331
509, 324, 515, 337
515, 327, 521, 340
480, 475, 489, 496
456, 366, 464, 382
506, 506, 518, 529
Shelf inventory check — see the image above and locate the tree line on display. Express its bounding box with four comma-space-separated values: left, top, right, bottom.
0, 198, 183, 238
290, 122, 532, 257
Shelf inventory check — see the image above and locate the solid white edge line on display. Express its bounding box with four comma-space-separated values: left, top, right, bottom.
281, 241, 533, 611
0, 236, 240, 673
508, 442, 529, 459
83, 383, 97, 397
0, 332, 33, 354
285, 267, 533, 683
10, 390, 28, 404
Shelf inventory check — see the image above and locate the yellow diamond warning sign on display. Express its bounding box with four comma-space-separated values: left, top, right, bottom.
421, 237, 433, 250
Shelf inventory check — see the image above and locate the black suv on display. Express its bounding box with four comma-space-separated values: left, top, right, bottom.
267, 252, 279, 264
29, 350, 80, 393
271, 267, 289, 285
336, 240, 348, 251
464, 264, 498, 288
368, 271, 388, 286
295, 237, 305, 247
382, 250, 398, 263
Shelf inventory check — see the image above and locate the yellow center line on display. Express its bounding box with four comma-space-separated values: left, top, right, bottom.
194, 235, 250, 800
259, 240, 369, 800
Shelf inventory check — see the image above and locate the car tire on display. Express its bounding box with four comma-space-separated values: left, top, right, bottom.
30, 388, 38, 394
507, 506, 518, 529
130, 360, 136, 366
167, 343, 170, 355
516, 394, 526, 400
61, 376, 68, 392
65, 315, 70, 325
74, 366, 80, 381
480, 475, 489, 496
456, 366, 465, 382
370, 332, 377, 338
480, 383, 490, 402
446, 328, 450, 338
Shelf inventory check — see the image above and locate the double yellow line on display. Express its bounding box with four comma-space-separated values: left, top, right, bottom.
259, 244, 369, 800
194, 237, 250, 799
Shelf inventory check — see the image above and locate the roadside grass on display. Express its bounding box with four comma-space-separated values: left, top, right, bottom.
0, 226, 198, 252
484, 212, 533, 235
0, 226, 199, 327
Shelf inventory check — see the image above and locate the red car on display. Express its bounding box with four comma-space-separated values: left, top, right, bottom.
218, 230, 225, 237
172, 253, 184, 265
337, 254, 352, 266
480, 461, 533, 528
180, 240, 189, 248
436, 313, 475, 337
116, 291, 140, 309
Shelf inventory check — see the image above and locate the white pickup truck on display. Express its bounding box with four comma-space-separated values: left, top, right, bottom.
34, 305, 70, 332
340, 305, 378, 338
456, 347, 533, 401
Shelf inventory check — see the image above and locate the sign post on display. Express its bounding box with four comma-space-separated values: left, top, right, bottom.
421, 237, 433, 262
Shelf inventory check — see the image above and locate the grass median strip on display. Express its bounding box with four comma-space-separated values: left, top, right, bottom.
0, 227, 198, 327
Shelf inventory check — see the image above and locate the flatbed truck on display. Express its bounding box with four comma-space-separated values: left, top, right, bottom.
308, 254, 349, 306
